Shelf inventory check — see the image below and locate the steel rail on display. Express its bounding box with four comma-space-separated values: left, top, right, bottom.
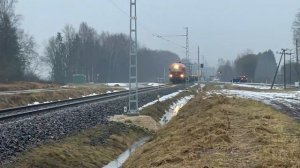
0, 84, 176, 121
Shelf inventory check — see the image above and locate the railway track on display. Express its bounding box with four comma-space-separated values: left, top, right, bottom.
0, 84, 177, 122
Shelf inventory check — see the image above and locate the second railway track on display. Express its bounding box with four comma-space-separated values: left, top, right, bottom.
0, 84, 177, 122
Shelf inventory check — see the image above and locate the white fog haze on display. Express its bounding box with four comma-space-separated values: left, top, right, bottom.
16, 0, 300, 67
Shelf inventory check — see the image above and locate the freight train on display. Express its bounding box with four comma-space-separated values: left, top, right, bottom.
169, 63, 186, 83
169, 62, 197, 84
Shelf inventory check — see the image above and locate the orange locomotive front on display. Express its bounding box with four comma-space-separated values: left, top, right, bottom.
169, 63, 186, 83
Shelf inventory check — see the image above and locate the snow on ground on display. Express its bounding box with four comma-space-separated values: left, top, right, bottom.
216, 89, 300, 119
106, 83, 167, 90
61, 85, 76, 89
232, 83, 282, 90
160, 95, 194, 125
28, 102, 40, 106
106, 83, 129, 90
106, 83, 128, 87
82, 93, 98, 97
138, 90, 184, 110
147, 83, 164, 87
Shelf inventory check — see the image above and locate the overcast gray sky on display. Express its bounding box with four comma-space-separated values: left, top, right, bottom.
16, 0, 300, 67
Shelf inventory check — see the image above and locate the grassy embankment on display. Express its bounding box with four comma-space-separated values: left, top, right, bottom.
124, 89, 300, 167
109, 89, 197, 132
10, 122, 150, 168
0, 84, 118, 109
10, 88, 196, 168
0, 82, 59, 91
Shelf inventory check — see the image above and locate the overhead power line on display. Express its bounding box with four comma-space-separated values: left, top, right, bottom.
106, 0, 187, 51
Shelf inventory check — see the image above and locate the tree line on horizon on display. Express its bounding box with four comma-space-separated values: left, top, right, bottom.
217, 50, 277, 83
0, 0, 179, 83
45, 23, 180, 83
216, 8, 300, 84
217, 49, 300, 84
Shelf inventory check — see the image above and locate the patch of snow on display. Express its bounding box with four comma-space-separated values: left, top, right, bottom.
138, 90, 184, 110
232, 83, 282, 90
219, 89, 300, 111
160, 95, 194, 125
106, 91, 112, 94
28, 102, 40, 106
147, 83, 163, 87
103, 137, 150, 168
61, 85, 75, 88
85, 93, 98, 97
106, 83, 128, 87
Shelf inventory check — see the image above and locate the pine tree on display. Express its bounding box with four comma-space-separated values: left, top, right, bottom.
0, 9, 22, 81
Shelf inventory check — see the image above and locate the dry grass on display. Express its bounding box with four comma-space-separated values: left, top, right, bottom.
0, 85, 116, 109
109, 115, 161, 132
109, 89, 197, 133
0, 82, 59, 91
124, 94, 300, 168
10, 122, 150, 168
140, 89, 196, 122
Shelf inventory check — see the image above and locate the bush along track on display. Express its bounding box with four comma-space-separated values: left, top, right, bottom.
124, 93, 300, 168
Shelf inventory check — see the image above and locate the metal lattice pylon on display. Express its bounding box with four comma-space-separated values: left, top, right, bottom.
129, 0, 138, 114
185, 27, 190, 88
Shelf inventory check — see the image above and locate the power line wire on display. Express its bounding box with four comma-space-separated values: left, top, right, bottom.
106, 0, 187, 51
107, 0, 129, 17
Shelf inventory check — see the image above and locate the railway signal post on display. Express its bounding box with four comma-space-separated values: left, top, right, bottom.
129, 0, 139, 114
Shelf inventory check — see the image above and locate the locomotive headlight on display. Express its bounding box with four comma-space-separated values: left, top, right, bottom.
169, 74, 173, 78
180, 74, 184, 78
174, 64, 180, 70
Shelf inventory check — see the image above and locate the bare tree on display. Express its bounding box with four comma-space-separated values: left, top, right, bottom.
293, 11, 300, 41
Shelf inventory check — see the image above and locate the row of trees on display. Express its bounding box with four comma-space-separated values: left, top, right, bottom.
293, 10, 300, 42
0, 0, 38, 82
0, 0, 179, 84
216, 9, 300, 84
45, 23, 180, 83
217, 50, 277, 83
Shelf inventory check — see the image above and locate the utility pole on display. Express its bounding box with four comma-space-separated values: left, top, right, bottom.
283, 49, 287, 89
197, 46, 200, 90
185, 27, 190, 88
129, 0, 138, 114
286, 51, 294, 85
296, 39, 300, 81
271, 49, 292, 90
290, 53, 292, 85
297, 39, 299, 65
271, 51, 284, 90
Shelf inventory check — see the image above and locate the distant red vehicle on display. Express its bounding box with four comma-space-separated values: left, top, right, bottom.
231, 76, 248, 83
169, 63, 186, 83
240, 76, 248, 82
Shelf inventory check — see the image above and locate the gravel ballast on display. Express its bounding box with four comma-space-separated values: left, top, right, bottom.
0, 85, 185, 165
